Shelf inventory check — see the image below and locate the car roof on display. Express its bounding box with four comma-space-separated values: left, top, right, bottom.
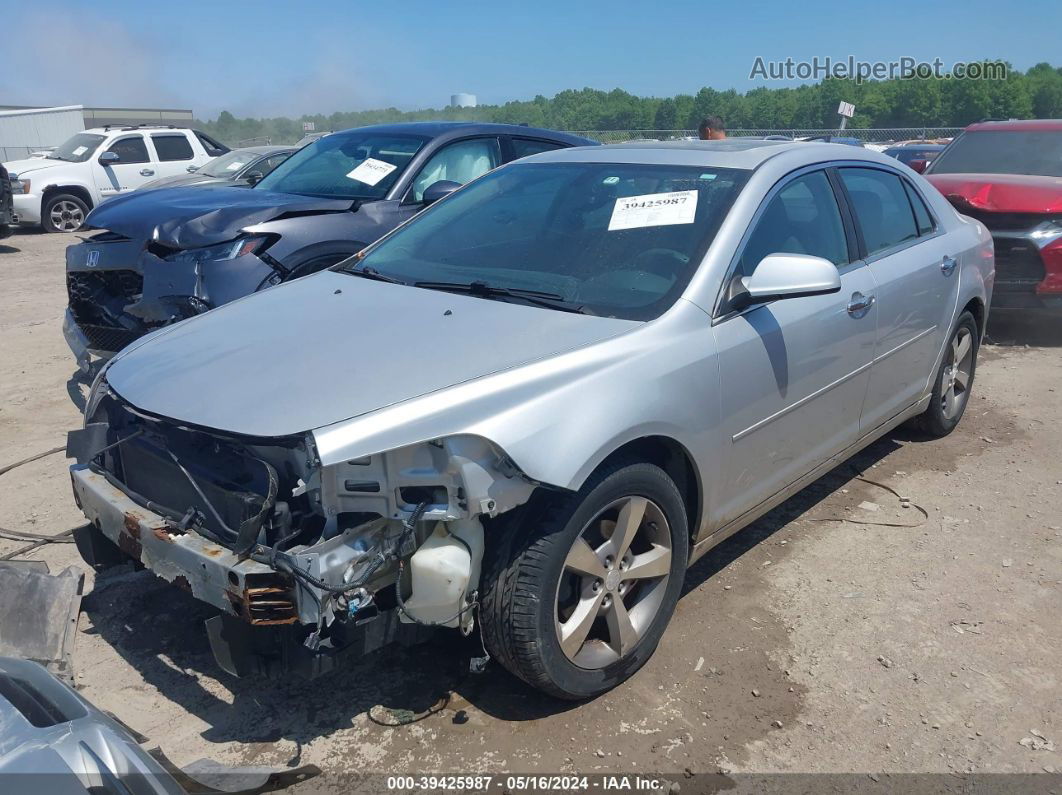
329, 121, 598, 146
965, 119, 1062, 132
520, 138, 893, 170
886, 143, 946, 150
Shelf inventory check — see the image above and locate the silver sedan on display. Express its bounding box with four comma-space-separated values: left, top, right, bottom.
69, 140, 993, 699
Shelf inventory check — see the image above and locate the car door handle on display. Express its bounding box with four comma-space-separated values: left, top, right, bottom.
186, 165, 198, 173
941, 255, 958, 276
847, 292, 875, 316
140, 168, 155, 177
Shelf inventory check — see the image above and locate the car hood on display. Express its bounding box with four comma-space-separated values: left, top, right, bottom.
83, 185, 353, 248
925, 173, 1062, 214
2, 158, 67, 178
105, 271, 639, 437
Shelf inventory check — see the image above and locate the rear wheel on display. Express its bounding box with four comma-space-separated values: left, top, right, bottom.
913, 311, 979, 438
42, 193, 89, 233
480, 461, 688, 699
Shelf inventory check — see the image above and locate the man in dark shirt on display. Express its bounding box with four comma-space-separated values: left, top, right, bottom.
698, 116, 727, 141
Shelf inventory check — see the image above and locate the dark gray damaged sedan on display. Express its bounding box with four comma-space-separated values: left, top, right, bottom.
63, 122, 596, 369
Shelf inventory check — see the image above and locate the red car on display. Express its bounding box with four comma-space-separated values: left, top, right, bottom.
925, 119, 1062, 312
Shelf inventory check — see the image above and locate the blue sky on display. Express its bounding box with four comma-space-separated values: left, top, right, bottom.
2, 0, 1058, 119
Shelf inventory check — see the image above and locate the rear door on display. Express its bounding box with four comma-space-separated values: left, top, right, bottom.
92, 134, 155, 198
711, 167, 878, 527
148, 133, 203, 180
837, 166, 957, 431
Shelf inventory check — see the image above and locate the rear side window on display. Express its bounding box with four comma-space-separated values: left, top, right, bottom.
152, 134, 194, 161
511, 138, 565, 159
195, 131, 229, 157
104, 136, 149, 164
738, 170, 849, 277
839, 168, 918, 255
903, 180, 936, 236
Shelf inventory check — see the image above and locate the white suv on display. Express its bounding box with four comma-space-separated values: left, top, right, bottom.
4, 126, 227, 232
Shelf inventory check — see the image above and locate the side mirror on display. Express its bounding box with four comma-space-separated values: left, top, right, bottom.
738, 253, 841, 306
97, 151, 120, 166
908, 158, 928, 174
244, 171, 264, 186
422, 180, 462, 205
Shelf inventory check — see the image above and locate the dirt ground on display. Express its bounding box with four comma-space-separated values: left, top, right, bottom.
1, 229, 1060, 789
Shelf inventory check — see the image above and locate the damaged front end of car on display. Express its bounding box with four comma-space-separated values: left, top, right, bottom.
65, 231, 281, 371
67, 377, 536, 678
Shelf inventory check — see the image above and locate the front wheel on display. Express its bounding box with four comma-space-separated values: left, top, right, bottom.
42, 193, 89, 233
913, 311, 979, 438
480, 461, 688, 699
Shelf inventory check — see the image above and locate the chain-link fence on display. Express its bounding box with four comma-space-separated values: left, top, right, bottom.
571, 128, 963, 145
234, 136, 272, 147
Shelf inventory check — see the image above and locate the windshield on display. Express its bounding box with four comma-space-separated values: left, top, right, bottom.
47, 133, 106, 163
928, 131, 1062, 177
344, 162, 749, 321
254, 132, 427, 199
199, 150, 260, 177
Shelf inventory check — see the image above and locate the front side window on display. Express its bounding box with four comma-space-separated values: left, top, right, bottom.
104, 136, 150, 165
738, 170, 849, 277
410, 138, 503, 202
840, 167, 919, 255
928, 130, 1062, 177
152, 134, 194, 161
348, 162, 749, 320
255, 132, 426, 200
47, 133, 106, 163
259, 153, 291, 175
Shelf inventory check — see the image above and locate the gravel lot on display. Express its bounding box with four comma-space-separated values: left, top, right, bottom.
1, 229, 1060, 789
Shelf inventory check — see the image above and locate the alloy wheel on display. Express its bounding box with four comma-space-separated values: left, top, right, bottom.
50, 200, 84, 232
941, 326, 974, 420
555, 496, 672, 669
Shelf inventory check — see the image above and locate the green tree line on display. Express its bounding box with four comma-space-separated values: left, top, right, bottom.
197, 61, 1062, 145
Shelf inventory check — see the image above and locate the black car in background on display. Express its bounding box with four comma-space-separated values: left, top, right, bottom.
1, 164, 13, 238
136, 145, 295, 191
883, 144, 946, 172
64, 122, 598, 370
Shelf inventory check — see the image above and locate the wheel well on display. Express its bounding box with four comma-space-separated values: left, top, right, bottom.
962, 297, 986, 338
43, 185, 94, 210
596, 436, 702, 540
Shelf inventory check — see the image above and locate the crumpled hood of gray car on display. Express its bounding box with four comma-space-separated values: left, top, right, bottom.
105, 271, 639, 437
84, 185, 352, 248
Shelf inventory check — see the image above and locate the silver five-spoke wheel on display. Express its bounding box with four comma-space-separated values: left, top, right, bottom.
941, 325, 974, 420
556, 496, 672, 669
49, 200, 85, 232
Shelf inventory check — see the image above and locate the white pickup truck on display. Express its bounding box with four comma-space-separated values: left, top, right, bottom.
4, 125, 228, 232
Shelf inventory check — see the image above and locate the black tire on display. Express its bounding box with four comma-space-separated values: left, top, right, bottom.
912, 311, 979, 438
480, 460, 689, 700
42, 193, 89, 233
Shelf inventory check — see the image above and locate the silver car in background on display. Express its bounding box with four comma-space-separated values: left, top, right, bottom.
67, 140, 993, 699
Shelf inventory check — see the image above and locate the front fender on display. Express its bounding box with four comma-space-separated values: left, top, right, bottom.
311, 303, 722, 495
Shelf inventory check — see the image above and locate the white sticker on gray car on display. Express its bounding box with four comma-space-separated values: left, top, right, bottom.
345, 158, 398, 186
608, 190, 698, 231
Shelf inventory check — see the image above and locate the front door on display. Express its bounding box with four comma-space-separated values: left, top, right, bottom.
93, 134, 155, 199
711, 168, 879, 527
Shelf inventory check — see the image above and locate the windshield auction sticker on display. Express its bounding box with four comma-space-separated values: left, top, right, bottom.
345, 157, 398, 186
608, 190, 698, 231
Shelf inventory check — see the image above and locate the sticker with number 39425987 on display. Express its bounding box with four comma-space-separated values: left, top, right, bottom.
608, 189, 698, 231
